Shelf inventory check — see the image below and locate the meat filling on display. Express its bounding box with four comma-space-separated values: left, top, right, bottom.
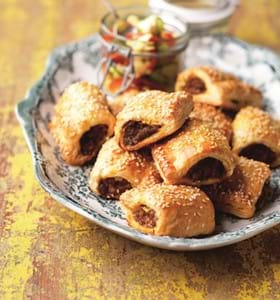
80, 124, 108, 156
187, 157, 225, 181
133, 205, 157, 228
256, 182, 272, 210
123, 121, 160, 146
240, 143, 276, 165
185, 76, 206, 95
98, 177, 132, 200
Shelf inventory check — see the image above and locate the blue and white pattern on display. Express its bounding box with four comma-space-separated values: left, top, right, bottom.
16, 34, 280, 251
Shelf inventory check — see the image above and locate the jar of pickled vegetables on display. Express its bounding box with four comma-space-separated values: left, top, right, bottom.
99, 7, 189, 95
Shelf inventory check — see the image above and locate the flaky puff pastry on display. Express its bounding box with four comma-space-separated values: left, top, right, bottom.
190, 102, 233, 142
120, 183, 215, 237
89, 138, 162, 200
232, 106, 280, 167
175, 66, 262, 110
115, 90, 193, 151
204, 157, 271, 218
152, 119, 236, 186
50, 81, 115, 165
107, 88, 140, 116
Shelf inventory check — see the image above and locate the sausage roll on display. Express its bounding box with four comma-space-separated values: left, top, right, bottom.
50, 81, 115, 165
152, 119, 236, 186
107, 88, 140, 116
190, 102, 233, 142
204, 157, 271, 219
120, 183, 215, 237
232, 106, 280, 167
115, 90, 193, 151
89, 138, 162, 200
175, 66, 262, 110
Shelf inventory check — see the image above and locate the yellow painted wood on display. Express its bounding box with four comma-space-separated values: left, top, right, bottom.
0, 0, 280, 299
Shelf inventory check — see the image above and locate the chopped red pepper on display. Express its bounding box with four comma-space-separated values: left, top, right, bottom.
125, 32, 134, 39
161, 31, 175, 46
102, 34, 114, 42
125, 32, 141, 40
108, 52, 129, 65
107, 77, 123, 93
150, 35, 161, 43
161, 31, 174, 39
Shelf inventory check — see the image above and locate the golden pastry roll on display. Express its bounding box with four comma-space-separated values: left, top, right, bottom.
120, 183, 215, 237
152, 119, 236, 186
175, 66, 262, 111
232, 106, 280, 167
115, 90, 193, 151
204, 157, 271, 219
50, 81, 115, 165
107, 88, 140, 116
89, 138, 162, 200
190, 102, 233, 142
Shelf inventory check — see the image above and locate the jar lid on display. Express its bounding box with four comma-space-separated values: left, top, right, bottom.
149, 0, 239, 25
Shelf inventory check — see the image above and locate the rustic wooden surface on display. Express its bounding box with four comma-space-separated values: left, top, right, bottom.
1, 0, 280, 299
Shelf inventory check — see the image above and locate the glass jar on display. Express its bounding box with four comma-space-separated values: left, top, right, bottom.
99, 6, 189, 96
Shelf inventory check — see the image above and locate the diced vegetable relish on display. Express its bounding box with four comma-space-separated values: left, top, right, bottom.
101, 14, 181, 93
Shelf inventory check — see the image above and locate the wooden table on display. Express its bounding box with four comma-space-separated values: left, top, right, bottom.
1, 0, 280, 299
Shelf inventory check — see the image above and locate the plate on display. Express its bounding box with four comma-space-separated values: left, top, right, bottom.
16, 34, 280, 251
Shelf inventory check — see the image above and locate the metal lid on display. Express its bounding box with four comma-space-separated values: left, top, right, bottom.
149, 0, 239, 25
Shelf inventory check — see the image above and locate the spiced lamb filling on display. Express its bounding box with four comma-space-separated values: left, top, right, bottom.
80, 124, 108, 156
123, 120, 161, 146
184, 76, 206, 95
98, 177, 132, 200
240, 143, 276, 165
133, 205, 157, 228
186, 157, 225, 181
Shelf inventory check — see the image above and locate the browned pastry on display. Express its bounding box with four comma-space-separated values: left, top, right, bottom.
204, 157, 271, 219
89, 138, 162, 200
175, 66, 262, 110
115, 90, 193, 151
50, 81, 115, 165
152, 119, 236, 186
190, 102, 233, 142
107, 88, 140, 116
120, 183, 215, 237
232, 106, 280, 167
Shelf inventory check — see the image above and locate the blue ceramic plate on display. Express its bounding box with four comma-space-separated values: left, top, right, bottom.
16, 34, 280, 251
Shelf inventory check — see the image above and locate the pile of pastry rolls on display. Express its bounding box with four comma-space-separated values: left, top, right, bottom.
50, 66, 280, 238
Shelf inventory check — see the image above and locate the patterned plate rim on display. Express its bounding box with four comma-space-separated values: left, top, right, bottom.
16, 33, 280, 251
